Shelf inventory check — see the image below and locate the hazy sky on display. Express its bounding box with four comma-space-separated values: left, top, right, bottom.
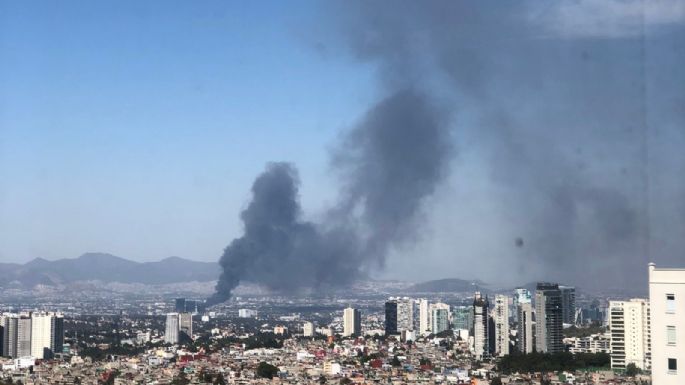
1, 1, 684, 288
0, 1, 372, 262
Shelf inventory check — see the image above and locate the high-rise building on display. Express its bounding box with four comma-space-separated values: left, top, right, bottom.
384, 298, 414, 335
164, 313, 180, 344
451, 306, 472, 332
649, 263, 685, 385
535, 283, 563, 353
2, 313, 62, 359
609, 299, 651, 370
493, 295, 510, 356
428, 303, 450, 333
179, 312, 193, 341
3, 316, 18, 358
185, 300, 197, 314
560, 286, 577, 325
419, 299, 431, 335
53, 314, 64, 355
303, 321, 315, 337
17, 316, 32, 358
397, 298, 414, 333
472, 292, 490, 359
31, 313, 58, 359
513, 288, 532, 323
343, 307, 361, 337
385, 301, 398, 336
517, 302, 534, 353
175, 298, 186, 313
431, 308, 450, 334
0, 320, 3, 357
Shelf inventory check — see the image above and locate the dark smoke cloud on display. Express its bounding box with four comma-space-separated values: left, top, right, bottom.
210, 89, 452, 303
328, 0, 685, 290
212, 0, 684, 299
211, 162, 362, 303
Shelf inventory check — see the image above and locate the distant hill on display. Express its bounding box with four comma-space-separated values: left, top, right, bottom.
408, 278, 489, 293
0, 253, 219, 287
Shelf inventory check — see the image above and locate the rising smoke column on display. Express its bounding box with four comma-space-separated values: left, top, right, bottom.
210, 89, 452, 304
330, 0, 685, 289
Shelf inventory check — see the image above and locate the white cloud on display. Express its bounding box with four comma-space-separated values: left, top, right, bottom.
529, 0, 685, 38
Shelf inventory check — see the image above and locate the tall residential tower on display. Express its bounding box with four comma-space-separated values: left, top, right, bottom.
535, 283, 563, 353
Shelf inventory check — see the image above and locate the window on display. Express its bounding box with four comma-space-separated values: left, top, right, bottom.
667, 294, 676, 313
667, 326, 677, 345
668, 358, 677, 373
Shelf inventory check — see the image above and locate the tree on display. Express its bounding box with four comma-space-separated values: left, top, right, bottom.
256, 362, 279, 379
490, 378, 503, 385
340, 378, 352, 385
626, 362, 640, 377
318, 375, 327, 384
213, 374, 227, 385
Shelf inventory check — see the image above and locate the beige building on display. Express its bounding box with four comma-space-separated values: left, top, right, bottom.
649, 263, 685, 385
609, 299, 650, 370
517, 302, 534, 353
303, 321, 315, 337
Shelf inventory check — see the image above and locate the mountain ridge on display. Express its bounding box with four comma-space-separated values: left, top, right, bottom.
0, 252, 220, 287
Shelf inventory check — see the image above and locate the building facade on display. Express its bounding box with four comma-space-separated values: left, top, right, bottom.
513, 288, 532, 323
164, 313, 180, 344
560, 286, 577, 325
17, 316, 31, 358
179, 312, 193, 341
472, 292, 490, 359
535, 283, 564, 353
567, 333, 611, 354
517, 302, 534, 353
303, 321, 315, 337
649, 263, 685, 385
431, 308, 450, 334
419, 299, 430, 336
609, 299, 651, 370
343, 307, 361, 337
385, 301, 398, 336
493, 295, 510, 356
452, 306, 473, 332
397, 298, 414, 333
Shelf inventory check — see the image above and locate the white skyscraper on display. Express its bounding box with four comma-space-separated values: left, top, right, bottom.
343, 307, 361, 337
493, 295, 510, 357
165, 313, 180, 344
419, 299, 430, 335
31, 313, 57, 359
649, 263, 685, 385
517, 302, 533, 353
472, 292, 490, 359
609, 299, 651, 370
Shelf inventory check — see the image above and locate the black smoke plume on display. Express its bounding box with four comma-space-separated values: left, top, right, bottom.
326, 0, 685, 290
209, 89, 452, 304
